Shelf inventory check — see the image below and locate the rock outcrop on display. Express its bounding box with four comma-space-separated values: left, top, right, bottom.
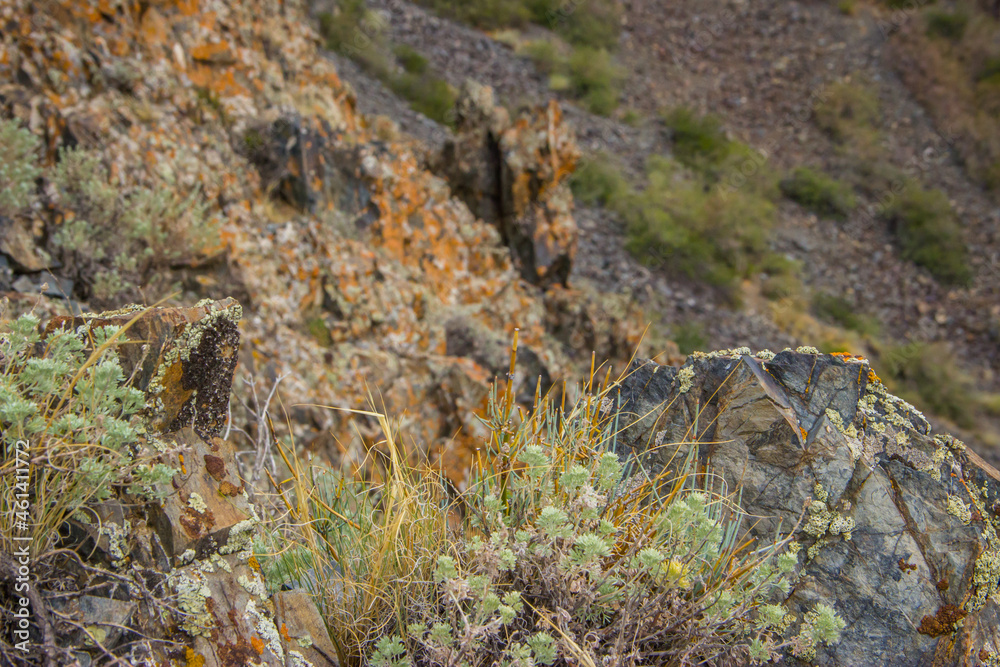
617, 349, 1000, 666
41, 300, 336, 667
0, 0, 626, 488
438, 81, 580, 287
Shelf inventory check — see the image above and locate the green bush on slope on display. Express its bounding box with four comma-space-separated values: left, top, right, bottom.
881, 184, 971, 287
780, 167, 856, 220
0, 119, 219, 306
573, 117, 793, 299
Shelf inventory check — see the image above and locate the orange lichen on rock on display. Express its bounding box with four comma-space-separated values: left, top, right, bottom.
185, 647, 206, 667
917, 604, 967, 637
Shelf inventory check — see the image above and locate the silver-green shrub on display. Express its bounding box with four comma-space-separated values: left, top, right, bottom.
0, 119, 42, 217
0, 312, 176, 558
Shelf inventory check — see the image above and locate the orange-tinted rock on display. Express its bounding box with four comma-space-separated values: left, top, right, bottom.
45, 298, 242, 439
439, 81, 580, 286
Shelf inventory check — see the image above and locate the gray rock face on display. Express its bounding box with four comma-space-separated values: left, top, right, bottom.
616, 350, 1000, 666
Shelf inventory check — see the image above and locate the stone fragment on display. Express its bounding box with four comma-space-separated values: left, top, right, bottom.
438, 81, 580, 286
147, 427, 253, 559
273, 589, 341, 666
45, 298, 243, 439
0, 217, 51, 272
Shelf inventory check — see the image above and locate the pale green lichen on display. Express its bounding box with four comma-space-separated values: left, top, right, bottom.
219, 518, 258, 555
813, 483, 829, 504
803, 484, 855, 544
94, 304, 145, 318
174, 571, 215, 637
246, 598, 284, 661
755, 349, 776, 360
706, 347, 751, 359
239, 572, 268, 598
946, 495, 972, 525
100, 520, 131, 566
970, 543, 1000, 611
178, 549, 196, 564
296, 635, 314, 648
287, 650, 314, 667
961, 476, 1000, 612
796, 346, 820, 355
211, 552, 233, 573
188, 492, 208, 514
935, 434, 966, 452
676, 367, 695, 394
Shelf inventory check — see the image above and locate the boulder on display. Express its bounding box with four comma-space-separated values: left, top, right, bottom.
616, 349, 1000, 665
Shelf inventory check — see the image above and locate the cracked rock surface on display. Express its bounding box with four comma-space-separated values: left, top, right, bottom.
618, 350, 1000, 665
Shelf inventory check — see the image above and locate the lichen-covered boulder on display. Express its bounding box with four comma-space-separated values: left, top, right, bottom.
437, 81, 580, 287
616, 349, 1000, 666
44, 300, 337, 667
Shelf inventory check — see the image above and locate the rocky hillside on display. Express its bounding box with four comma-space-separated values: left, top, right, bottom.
1, 0, 998, 470
0, 0, 664, 488
317, 0, 1000, 468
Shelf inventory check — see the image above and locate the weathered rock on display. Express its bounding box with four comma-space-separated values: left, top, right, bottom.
46, 298, 243, 439
438, 81, 579, 287
0, 216, 51, 272
445, 315, 553, 404
617, 349, 1000, 666
241, 114, 380, 225
38, 300, 337, 667
274, 589, 340, 666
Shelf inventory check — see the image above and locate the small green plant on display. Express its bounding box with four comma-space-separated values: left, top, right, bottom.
811, 292, 880, 337
415, 0, 621, 50
926, 9, 969, 41
759, 254, 804, 301
318, 2, 393, 76
663, 107, 734, 176
838, 0, 857, 15
567, 46, 621, 115
393, 44, 429, 74
813, 79, 880, 152
318, 0, 370, 53
520, 38, 563, 74
416, 0, 531, 30
519, 39, 622, 115
977, 56, 1000, 83
780, 167, 856, 220
0, 119, 42, 218
882, 183, 971, 286
47, 146, 220, 304
543, 0, 621, 50
623, 155, 777, 290
877, 340, 978, 428
569, 153, 629, 206
0, 310, 177, 559
622, 108, 643, 126
388, 72, 458, 126
671, 321, 708, 355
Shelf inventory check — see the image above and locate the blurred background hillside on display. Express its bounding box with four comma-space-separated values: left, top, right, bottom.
2, 0, 999, 473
